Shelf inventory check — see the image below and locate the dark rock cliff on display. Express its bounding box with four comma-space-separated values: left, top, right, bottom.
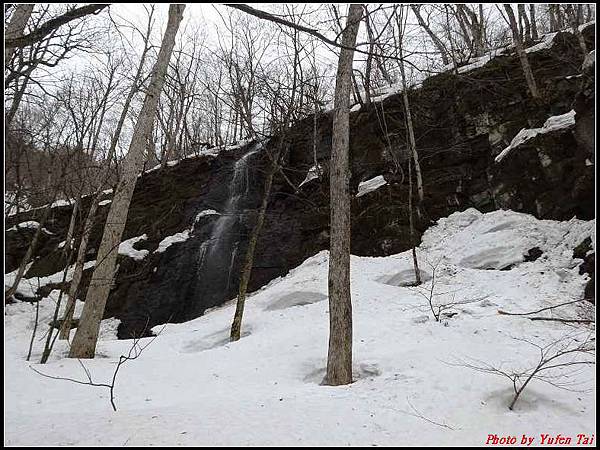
5, 27, 595, 337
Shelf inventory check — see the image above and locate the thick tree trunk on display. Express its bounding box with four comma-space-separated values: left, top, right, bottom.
504, 4, 539, 99
59, 38, 148, 340
4, 4, 34, 67
69, 4, 185, 359
326, 3, 362, 387
58, 198, 100, 340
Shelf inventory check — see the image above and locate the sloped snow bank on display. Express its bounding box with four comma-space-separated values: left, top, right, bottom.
5, 208, 595, 446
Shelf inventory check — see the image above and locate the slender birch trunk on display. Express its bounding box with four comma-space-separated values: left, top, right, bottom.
69, 4, 185, 358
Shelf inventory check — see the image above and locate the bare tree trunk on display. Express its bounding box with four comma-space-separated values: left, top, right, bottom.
411, 5, 450, 65
5, 194, 56, 302
40, 250, 74, 363
556, 5, 565, 30
58, 48, 149, 340
4, 4, 34, 67
479, 4, 486, 51
397, 7, 424, 204
351, 70, 363, 106
565, 4, 588, 55
585, 5, 593, 23
504, 4, 539, 99
58, 202, 100, 340
6, 65, 35, 127
63, 195, 80, 254
444, 5, 460, 72
530, 5, 538, 41
160, 97, 185, 169
26, 297, 40, 361
407, 151, 421, 286
518, 4, 532, 45
363, 5, 375, 103
230, 147, 281, 341
549, 5, 558, 32
326, 3, 362, 387
313, 103, 320, 173
69, 4, 185, 359
457, 4, 484, 57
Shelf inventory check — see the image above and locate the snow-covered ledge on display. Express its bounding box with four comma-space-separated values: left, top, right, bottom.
495, 110, 576, 163
356, 175, 388, 198
118, 234, 149, 261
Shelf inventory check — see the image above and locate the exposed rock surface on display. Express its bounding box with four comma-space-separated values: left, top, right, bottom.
5, 27, 595, 336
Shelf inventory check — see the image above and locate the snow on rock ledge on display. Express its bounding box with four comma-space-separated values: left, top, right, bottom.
356, 175, 387, 198
495, 110, 576, 163
6, 220, 54, 235
118, 234, 149, 261
299, 165, 322, 188
155, 229, 191, 254
195, 209, 220, 222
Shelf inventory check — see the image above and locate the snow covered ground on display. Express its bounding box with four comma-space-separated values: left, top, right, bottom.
4, 209, 595, 446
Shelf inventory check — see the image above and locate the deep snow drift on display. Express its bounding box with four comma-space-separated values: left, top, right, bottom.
4, 209, 595, 446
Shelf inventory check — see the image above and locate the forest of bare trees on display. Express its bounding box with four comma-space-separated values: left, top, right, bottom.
4, 2, 595, 377
3, 3, 597, 446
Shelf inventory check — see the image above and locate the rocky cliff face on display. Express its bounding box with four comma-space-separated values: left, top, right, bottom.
5, 27, 595, 337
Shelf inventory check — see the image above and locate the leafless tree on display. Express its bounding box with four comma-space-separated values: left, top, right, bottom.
33, 320, 166, 411
230, 7, 308, 342
69, 4, 185, 359
452, 331, 595, 410
326, 4, 363, 386
59, 7, 155, 341
411, 4, 450, 66
4, 4, 108, 50
564, 4, 588, 55
501, 4, 539, 99
4, 3, 35, 67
